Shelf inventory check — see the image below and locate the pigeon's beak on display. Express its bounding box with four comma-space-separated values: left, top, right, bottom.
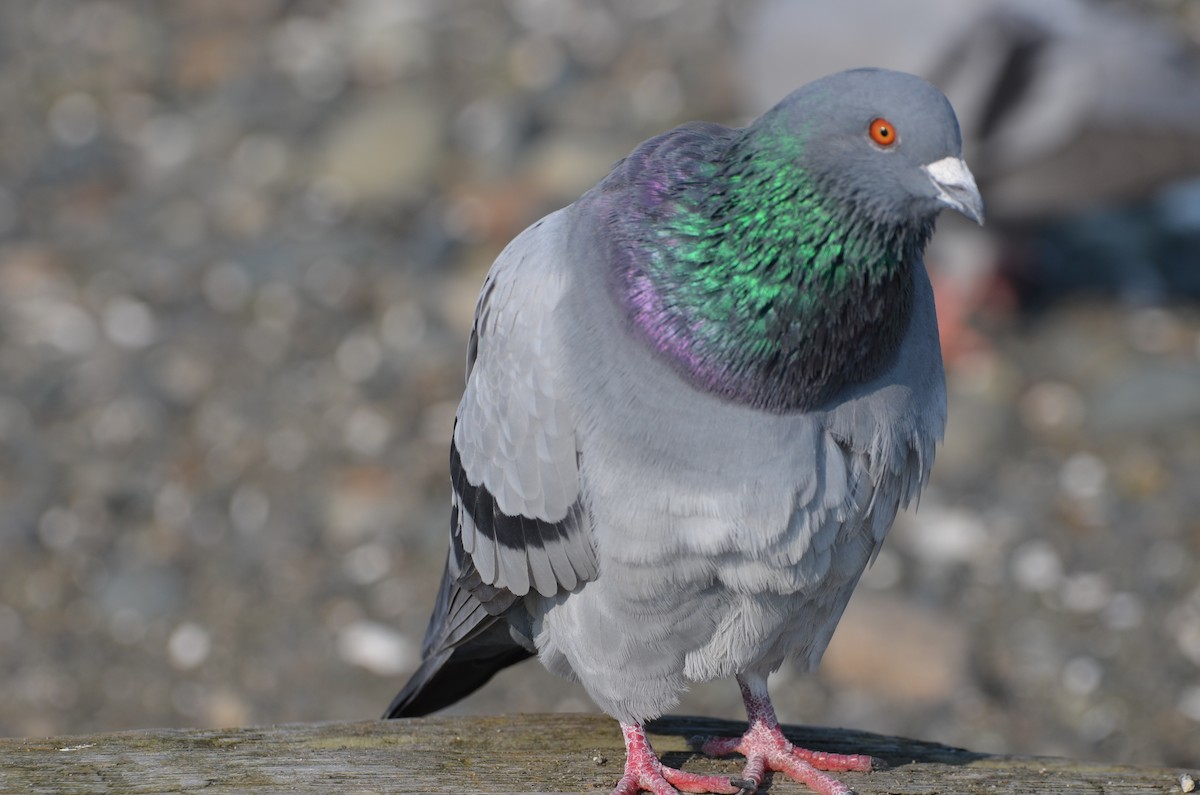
922, 156, 985, 225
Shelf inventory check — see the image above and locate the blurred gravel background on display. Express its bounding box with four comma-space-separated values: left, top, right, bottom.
1, 0, 1198, 774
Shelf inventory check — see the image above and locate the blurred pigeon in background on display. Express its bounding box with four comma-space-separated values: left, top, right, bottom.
742, 0, 1200, 219
739, 0, 1200, 353
385, 68, 983, 795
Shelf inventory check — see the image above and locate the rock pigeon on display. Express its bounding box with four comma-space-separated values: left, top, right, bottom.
385, 68, 983, 795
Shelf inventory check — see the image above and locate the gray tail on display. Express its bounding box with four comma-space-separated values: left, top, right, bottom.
383, 556, 533, 718
382, 631, 533, 718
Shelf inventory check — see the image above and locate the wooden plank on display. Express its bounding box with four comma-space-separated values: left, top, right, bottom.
0, 714, 1192, 795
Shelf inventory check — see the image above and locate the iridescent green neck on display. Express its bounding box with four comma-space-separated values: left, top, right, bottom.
616, 129, 930, 412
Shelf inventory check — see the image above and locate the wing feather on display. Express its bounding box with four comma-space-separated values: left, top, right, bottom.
449, 209, 596, 603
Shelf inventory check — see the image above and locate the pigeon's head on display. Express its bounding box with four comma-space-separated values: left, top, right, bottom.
760, 68, 985, 226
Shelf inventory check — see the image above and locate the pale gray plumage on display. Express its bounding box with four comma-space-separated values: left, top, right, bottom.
389, 204, 944, 722
454, 231, 596, 599
387, 67, 982, 795
525, 210, 945, 722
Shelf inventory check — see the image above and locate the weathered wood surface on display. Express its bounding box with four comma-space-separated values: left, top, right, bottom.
0, 713, 1192, 795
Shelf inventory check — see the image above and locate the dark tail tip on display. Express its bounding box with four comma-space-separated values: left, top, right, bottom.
383, 646, 533, 719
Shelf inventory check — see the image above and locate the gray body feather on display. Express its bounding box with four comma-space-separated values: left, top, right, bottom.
395, 203, 945, 724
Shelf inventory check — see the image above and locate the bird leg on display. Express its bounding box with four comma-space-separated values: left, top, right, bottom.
611, 722, 750, 795
699, 674, 877, 795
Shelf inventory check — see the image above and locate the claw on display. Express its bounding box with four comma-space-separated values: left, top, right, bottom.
729, 777, 756, 794
692, 674, 877, 795
614, 723, 741, 795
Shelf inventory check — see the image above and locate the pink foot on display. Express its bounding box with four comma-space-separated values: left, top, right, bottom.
612, 723, 749, 795
699, 676, 878, 795
701, 722, 872, 795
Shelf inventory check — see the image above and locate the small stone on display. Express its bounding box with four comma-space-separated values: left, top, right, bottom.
1059, 453, 1107, 501
343, 542, 392, 585
1180, 772, 1196, 793
1102, 592, 1144, 631
1011, 540, 1063, 593
270, 16, 346, 100
1060, 572, 1111, 613
1078, 701, 1120, 742
108, 607, 147, 645
38, 508, 81, 551
344, 406, 391, 457
137, 114, 196, 174
167, 622, 212, 670
212, 186, 272, 238
1115, 446, 1166, 499
1061, 656, 1103, 696
336, 620, 416, 676
1019, 381, 1085, 433
152, 353, 213, 404
56, 743, 96, 752
453, 97, 517, 160
903, 505, 988, 567
17, 298, 97, 354
1174, 618, 1200, 668
204, 688, 250, 729
91, 397, 155, 447
174, 30, 240, 91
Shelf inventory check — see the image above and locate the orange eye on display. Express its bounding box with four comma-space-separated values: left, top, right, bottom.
868, 117, 897, 147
